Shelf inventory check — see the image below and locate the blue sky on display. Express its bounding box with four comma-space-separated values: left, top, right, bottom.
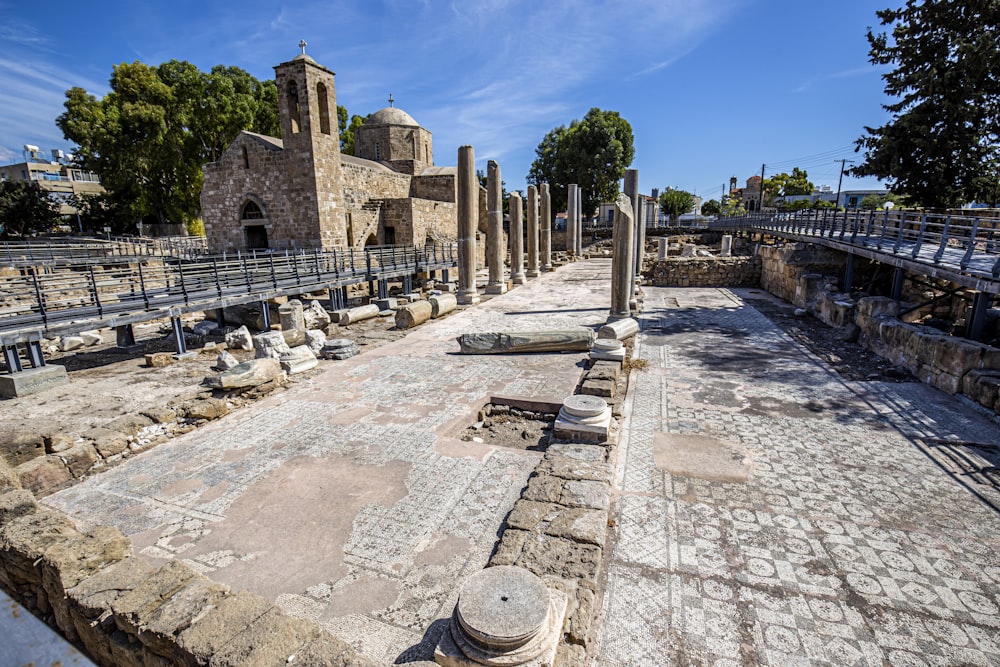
0, 0, 891, 201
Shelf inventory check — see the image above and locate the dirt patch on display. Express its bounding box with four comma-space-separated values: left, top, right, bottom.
652, 432, 755, 482
459, 404, 556, 452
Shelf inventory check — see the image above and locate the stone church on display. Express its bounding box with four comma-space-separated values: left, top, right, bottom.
201, 49, 457, 252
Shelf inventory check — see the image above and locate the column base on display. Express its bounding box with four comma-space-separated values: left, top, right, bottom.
525, 269, 539, 278
456, 289, 481, 305
541, 265, 554, 272
0, 365, 68, 398
512, 273, 527, 285
485, 283, 508, 295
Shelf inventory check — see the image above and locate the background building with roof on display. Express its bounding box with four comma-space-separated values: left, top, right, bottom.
200, 50, 457, 252
0, 146, 104, 216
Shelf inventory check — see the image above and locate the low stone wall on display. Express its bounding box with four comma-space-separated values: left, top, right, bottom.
758, 243, 847, 305
651, 256, 761, 287
0, 458, 380, 667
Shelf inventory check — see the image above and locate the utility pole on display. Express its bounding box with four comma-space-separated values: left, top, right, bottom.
757, 163, 766, 212
834, 159, 854, 209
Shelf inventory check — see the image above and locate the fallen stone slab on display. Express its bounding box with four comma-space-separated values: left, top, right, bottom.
203, 358, 284, 390
302, 300, 331, 330
598, 318, 639, 341
456, 329, 595, 354
253, 331, 292, 360
60, 336, 85, 352
213, 351, 239, 372
395, 300, 432, 330
279, 345, 318, 374
144, 352, 175, 368
79, 330, 103, 346
305, 329, 326, 355
320, 338, 359, 360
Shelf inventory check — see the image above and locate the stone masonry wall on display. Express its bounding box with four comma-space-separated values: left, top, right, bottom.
758, 243, 847, 305
0, 457, 380, 667
409, 174, 454, 203
651, 256, 761, 287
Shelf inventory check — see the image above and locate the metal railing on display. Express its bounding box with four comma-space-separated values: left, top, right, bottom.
0, 243, 458, 343
1, 235, 210, 266
710, 209, 1000, 282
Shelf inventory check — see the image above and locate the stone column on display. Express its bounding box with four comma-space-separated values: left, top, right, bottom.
457, 145, 480, 305
576, 187, 584, 256
526, 185, 539, 277
485, 160, 507, 294
658, 237, 669, 259
721, 234, 733, 257
610, 193, 634, 320
540, 183, 553, 271
635, 195, 646, 275
623, 170, 639, 308
510, 191, 526, 284
566, 184, 577, 258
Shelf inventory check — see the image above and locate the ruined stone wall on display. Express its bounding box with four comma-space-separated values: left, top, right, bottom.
340, 163, 411, 208
758, 243, 846, 305
0, 458, 379, 667
409, 174, 455, 202
651, 256, 761, 287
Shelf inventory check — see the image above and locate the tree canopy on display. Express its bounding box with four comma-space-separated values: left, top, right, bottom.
0, 181, 61, 238
527, 108, 635, 216
701, 199, 721, 216
659, 189, 696, 220
764, 168, 815, 201
850, 1, 1000, 208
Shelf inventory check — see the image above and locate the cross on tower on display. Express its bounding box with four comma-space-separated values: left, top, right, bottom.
388, 93, 394, 108
299, 39, 307, 55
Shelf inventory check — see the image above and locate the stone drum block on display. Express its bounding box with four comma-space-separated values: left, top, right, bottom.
598, 318, 639, 341
554, 394, 613, 442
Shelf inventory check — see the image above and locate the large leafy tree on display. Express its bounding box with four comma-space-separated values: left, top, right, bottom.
701, 199, 721, 216
659, 189, 695, 221
851, 1, 1000, 207
58, 61, 281, 227
0, 182, 61, 238
764, 167, 815, 201
528, 108, 635, 215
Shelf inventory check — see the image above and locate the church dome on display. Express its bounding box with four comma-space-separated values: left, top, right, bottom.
366, 107, 420, 127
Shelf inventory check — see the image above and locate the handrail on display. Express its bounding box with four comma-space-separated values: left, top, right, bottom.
0, 243, 458, 342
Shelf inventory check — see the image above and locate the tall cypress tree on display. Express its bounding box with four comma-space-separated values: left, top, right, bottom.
852, 1, 1000, 208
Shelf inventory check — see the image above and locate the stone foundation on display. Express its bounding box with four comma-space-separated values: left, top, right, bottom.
652, 256, 761, 287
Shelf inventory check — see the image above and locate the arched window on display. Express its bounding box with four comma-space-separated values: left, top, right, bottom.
241, 146, 250, 169
317, 82, 331, 135
242, 201, 263, 220
287, 82, 301, 134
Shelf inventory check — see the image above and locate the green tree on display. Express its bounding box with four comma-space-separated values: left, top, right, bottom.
859, 192, 907, 210
851, 2, 1000, 208
340, 114, 366, 155
721, 194, 746, 217
527, 108, 635, 215
765, 167, 815, 201
701, 199, 721, 216
58, 60, 281, 228
659, 189, 695, 221
0, 181, 61, 237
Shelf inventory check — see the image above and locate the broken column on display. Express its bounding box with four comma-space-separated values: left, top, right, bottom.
658, 237, 669, 260
485, 160, 507, 294
435, 565, 566, 667
576, 186, 584, 255
526, 185, 539, 278
554, 394, 613, 442
456, 329, 594, 354
509, 191, 526, 285
610, 193, 634, 321
721, 234, 733, 257
457, 145, 480, 305
624, 169, 639, 312
540, 183, 553, 271
566, 183, 578, 258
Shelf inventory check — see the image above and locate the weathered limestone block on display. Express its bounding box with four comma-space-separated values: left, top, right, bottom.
0, 459, 21, 494
192, 320, 217, 337
15, 456, 73, 495
339, 304, 379, 326
598, 318, 639, 340
144, 352, 176, 368
304, 329, 326, 355
104, 414, 154, 436
546, 444, 607, 463
225, 325, 254, 351
303, 300, 331, 330
2, 432, 45, 467
0, 508, 79, 589
202, 357, 284, 389
141, 407, 178, 424
139, 576, 231, 660
279, 345, 318, 374
320, 338, 359, 361
209, 607, 320, 666
292, 632, 384, 667
60, 336, 85, 351
456, 329, 594, 354
0, 489, 37, 525
581, 378, 615, 398
111, 560, 202, 636
80, 330, 103, 346
84, 427, 128, 458
590, 338, 625, 362
506, 499, 559, 531
963, 369, 1000, 411
176, 589, 275, 663
278, 299, 305, 332
60, 443, 99, 478
489, 529, 529, 567
559, 480, 611, 511
545, 507, 609, 547
395, 300, 432, 330
253, 331, 292, 360
182, 397, 230, 421
430, 292, 458, 318
214, 350, 239, 371
516, 533, 602, 582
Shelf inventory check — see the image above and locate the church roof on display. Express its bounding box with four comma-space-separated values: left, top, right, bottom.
243, 131, 283, 151
365, 107, 420, 127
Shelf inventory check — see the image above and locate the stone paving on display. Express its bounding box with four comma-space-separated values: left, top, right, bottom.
596, 286, 1000, 667
44, 260, 612, 665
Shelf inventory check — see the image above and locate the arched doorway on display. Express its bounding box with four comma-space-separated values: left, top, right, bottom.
242, 201, 268, 249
